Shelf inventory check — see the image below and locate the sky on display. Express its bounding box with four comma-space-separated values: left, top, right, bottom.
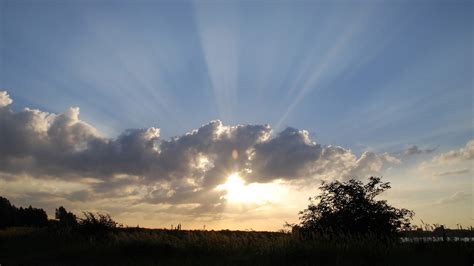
0, 0, 472, 230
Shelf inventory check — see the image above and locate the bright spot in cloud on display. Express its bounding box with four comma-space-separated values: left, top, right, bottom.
216, 173, 282, 204
232, 149, 239, 160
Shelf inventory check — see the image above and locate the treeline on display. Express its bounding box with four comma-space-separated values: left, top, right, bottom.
0, 196, 48, 228
0, 196, 119, 232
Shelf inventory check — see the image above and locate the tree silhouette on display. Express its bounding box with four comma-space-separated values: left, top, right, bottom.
0, 196, 15, 228
298, 177, 413, 237
17, 206, 48, 227
55, 206, 78, 227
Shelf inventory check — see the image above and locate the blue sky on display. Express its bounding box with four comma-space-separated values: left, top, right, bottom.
0, 0, 472, 229
2, 0, 472, 152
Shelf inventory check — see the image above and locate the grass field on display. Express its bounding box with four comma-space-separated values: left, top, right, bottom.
0, 227, 472, 265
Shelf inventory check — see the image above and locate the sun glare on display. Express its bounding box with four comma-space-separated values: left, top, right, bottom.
216, 173, 281, 204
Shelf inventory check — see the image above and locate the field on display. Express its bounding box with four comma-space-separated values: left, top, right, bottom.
0, 227, 472, 266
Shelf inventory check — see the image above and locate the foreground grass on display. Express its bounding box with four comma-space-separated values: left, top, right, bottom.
0, 227, 472, 265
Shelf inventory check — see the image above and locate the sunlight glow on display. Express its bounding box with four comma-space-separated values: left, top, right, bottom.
216, 173, 281, 204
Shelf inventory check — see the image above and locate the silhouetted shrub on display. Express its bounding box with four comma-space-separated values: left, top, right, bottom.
79, 212, 119, 234
298, 177, 413, 238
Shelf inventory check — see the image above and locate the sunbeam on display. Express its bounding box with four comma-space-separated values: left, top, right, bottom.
275, 4, 375, 131
194, 1, 240, 122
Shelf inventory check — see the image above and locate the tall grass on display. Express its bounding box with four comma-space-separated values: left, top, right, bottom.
0, 227, 472, 265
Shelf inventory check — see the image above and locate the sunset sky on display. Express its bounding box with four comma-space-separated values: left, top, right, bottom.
0, 0, 472, 230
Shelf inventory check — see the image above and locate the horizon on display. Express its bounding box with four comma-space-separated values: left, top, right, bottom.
0, 0, 472, 231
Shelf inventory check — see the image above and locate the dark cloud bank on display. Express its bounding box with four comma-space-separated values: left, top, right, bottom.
0, 91, 399, 211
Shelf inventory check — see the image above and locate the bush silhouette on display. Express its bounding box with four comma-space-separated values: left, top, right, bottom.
298, 177, 413, 238
79, 212, 119, 234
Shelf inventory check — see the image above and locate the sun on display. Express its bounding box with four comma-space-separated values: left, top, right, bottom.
216, 173, 281, 204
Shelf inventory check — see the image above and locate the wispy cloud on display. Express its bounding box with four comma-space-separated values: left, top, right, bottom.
403, 145, 438, 156
436, 191, 472, 205
434, 169, 470, 177
416, 139, 473, 180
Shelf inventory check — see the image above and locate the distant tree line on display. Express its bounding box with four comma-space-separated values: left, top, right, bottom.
0, 196, 119, 233
0, 196, 48, 228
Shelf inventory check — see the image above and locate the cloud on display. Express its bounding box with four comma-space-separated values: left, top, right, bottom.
0, 91, 13, 107
433, 169, 470, 177
247, 127, 400, 183
432, 139, 474, 164
404, 145, 437, 156
0, 100, 159, 178
0, 91, 398, 211
436, 191, 472, 205
416, 139, 473, 180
